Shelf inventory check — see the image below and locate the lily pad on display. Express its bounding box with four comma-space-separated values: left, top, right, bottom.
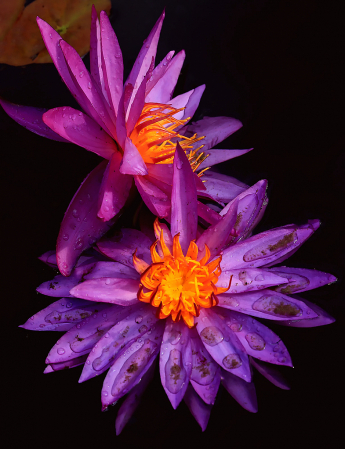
0, 0, 111, 66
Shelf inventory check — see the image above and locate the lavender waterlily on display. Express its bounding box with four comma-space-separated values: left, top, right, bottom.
21, 144, 336, 433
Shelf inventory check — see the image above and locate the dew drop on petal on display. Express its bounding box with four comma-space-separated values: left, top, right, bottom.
138, 325, 148, 334
200, 326, 224, 346
229, 322, 242, 332
245, 332, 266, 350
57, 348, 65, 355
165, 349, 187, 394
222, 354, 242, 369
255, 274, 264, 281
62, 234, 69, 241
135, 316, 143, 324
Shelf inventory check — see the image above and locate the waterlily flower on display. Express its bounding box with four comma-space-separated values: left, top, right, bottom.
21, 144, 336, 433
0, 7, 251, 276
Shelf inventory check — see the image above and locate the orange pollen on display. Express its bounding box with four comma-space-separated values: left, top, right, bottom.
130, 102, 209, 174
133, 225, 232, 328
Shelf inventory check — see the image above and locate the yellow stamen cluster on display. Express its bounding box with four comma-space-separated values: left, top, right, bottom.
133, 221, 231, 328
130, 102, 209, 174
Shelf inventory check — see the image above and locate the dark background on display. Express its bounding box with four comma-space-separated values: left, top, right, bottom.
2, 0, 344, 448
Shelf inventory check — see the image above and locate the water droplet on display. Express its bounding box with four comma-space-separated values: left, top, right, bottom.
139, 325, 148, 333
86, 360, 91, 365
103, 391, 108, 396
57, 348, 65, 355
62, 234, 69, 241
74, 238, 83, 250
245, 332, 265, 351
79, 71, 84, 78
255, 274, 264, 282
229, 322, 242, 332
102, 313, 107, 318
222, 354, 242, 369
76, 324, 81, 329
135, 316, 143, 324
66, 303, 72, 308
87, 82, 91, 89
72, 209, 79, 218
278, 356, 287, 363
200, 326, 224, 346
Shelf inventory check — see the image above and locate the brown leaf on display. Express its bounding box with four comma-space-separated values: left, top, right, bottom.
0, 0, 111, 66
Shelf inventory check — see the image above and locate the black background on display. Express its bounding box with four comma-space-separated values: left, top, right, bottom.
1, 0, 344, 448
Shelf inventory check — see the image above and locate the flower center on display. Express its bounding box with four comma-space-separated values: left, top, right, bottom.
133, 221, 231, 327
130, 102, 209, 174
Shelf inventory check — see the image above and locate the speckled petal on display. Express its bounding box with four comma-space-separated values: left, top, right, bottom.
115, 361, 156, 435
216, 308, 292, 366
171, 142, 198, 254
146, 50, 185, 103
70, 277, 139, 305
250, 358, 290, 390
0, 99, 68, 142
43, 107, 117, 159
45, 305, 124, 365
56, 161, 116, 276
120, 137, 148, 176
45, 354, 88, 373
102, 321, 165, 408
98, 151, 133, 221
268, 266, 337, 294
135, 175, 170, 219
217, 289, 318, 321
79, 304, 156, 382
159, 319, 193, 409
197, 149, 253, 171
184, 384, 213, 432
97, 228, 152, 267
19, 298, 109, 332
221, 369, 258, 413
84, 261, 139, 280
198, 171, 248, 204
195, 308, 251, 382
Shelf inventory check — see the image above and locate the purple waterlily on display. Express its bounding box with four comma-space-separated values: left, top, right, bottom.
0, 7, 251, 277
21, 144, 335, 433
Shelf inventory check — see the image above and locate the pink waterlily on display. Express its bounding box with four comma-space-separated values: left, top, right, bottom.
21, 144, 335, 433
0, 8, 251, 277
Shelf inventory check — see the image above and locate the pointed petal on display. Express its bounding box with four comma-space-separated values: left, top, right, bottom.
43, 107, 117, 159
45, 354, 88, 373
184, 384, 213, 431
56, 161, 118, 276
79, 304, 157, 382
19, 298, 109, 332
198, 149, 253, 171
197, 201, 222, 225
100, 11, 123, 116
159, 319, 193, 409
120, 137, 148, 175
217, 289, 318, 321
177, 85, 206, 126
171, 142, 198, 253
84, 261, 139, 280
145, 51, 175, 95
195, 308, 251, 382
250, 358, 290, 390
38, 250, 57, 267
97, 151, 132, 221
101, 322, 164, 408
0, 99, 68, 142
126, 69, 148, 136
134, 175, 170, 219
221, 369, 258, 413
89, 6, 104, 93
198, 171, 248, 204
145, 50, 186, 103
97, 228, 152, 267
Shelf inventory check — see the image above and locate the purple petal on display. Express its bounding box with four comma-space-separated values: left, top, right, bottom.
183, 116, 242, 152
120, 137, 148, 175
216, 308, 293, 367
19, 298, 109, 332
268, 266, 337, 294
84, 261, 139, 280
146, 162, 173, 185
145, 51, 175, 95
100, 11, 123, 116
0, 99, 68, 142
198, 149, 253, 171
145, 50, 186, 103
45, 354, 88, 373
43, 107, 117, 159
45, 304, 125, 364
195, 308, 251, 382
70, 277, 139, 306
221, 369, 258, 413
198, 171, 248, 204
184, 384, 213, 431
217, 289, 318, 321
168, 90, 195, 120
79, 304, 157, 382
115, 361, 156, 435
89, 6, 105, 95
56, 161, 116, 276
171, 142, 198, 254
38, 250, 57, 267
250, 358, 290, 390
97, 228, 152, 267
178, 85, 206, 127
135, 175, 171, 219
196, 198, 239, 259
101, 321, 165, 408
216, 268, 288, 294
97, 151, 133, 221
126, 68, 148, 137
197, 201, 222, 225
159, 319, 193, 409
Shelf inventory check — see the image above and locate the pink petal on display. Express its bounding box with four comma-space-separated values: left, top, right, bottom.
115, 84, 132, 148
19, 298, 109, 332
198, 171, 248, 204
221, 370, 258, 413
97, 228, 152, 267
90, 6, 106, 98
0, 99, 68, 142
145, 50, 186, 103
84, 261, 139, 280
176, 85, 206, 127
184, 384, 213, 432
195, 308, 251, 382
250, 358, 290, 390
198, 149, 253, 171
217, 289, 318, 321
120, 137, 148, 175
147, 162, 173, 185
97, 151, 133, 221
43, 107, 117, 159
197, 201, 222, 225
145, 51, 175, 95
126, 68, 148, 136
171, 142, 198, 254
216, 308, 293, 367
159, 319, 193, 409
100, 11, 123, 116
79, 304, 157, 382
101, 321, 165, 408
134, 175, 170, 219
56, 161, 117, 276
